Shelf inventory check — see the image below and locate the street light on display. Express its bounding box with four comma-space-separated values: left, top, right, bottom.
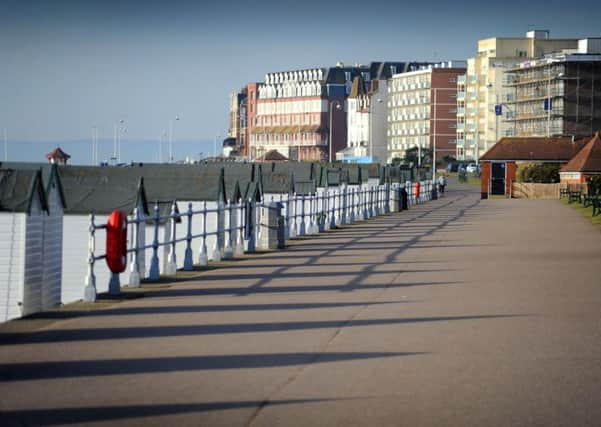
112, 119, 124, 164
3, 128, 7, 161
159, 130, 167, 162
91, 126, 99, 165
329, 100, 342, 163
214, 134, 221, 159
369, 98, 383, 162
169, 116, 180, 163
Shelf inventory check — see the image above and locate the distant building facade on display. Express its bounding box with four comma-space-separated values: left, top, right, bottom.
505, 39, 601, 138
388, 62, 466, 164
341, 62, 413, 163
457, 30, 580, 161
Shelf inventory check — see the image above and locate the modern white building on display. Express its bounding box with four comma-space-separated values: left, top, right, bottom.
457, 30, 580, 161
388, 62, 466, 164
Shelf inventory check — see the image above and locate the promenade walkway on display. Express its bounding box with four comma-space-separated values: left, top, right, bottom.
2, 182, 601, 426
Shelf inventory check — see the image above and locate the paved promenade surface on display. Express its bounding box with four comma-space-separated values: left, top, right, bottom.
2, 183, 601, 427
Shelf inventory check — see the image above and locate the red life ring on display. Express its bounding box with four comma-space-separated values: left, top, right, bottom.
106, 210, 128, 273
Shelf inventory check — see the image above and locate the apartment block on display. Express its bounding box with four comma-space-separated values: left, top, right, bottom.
457, 30, 580, 161
504, 39, 601, 138
249, 65, 369, 162
388, 62, 466, 164
340, 62, 421, 163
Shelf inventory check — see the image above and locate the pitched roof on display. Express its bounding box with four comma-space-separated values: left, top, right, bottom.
0, 168, 48, 214
561, 132, 601, 172
258, 149, 288, 162
480, 136, 589, 162
273, 162, 315, 181
261, 171, 293, 194
46, 147, 71, 160
57, 166, 150, 215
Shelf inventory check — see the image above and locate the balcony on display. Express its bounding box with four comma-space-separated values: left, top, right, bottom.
456, 123, 465, 131
457, 92, 465, 101
457, 75, 466, 84
456, 107, 465, 116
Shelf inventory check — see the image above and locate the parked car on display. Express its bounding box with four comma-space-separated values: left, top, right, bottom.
447, 162, 468, 173
466, 163, 479, 173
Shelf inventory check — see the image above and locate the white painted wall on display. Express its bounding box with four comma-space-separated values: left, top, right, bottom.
22, 196, 44, 317
0, 213, 25, 322
42, 184, 63, 310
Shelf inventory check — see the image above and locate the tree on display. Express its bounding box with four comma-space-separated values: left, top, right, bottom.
403, 147, 432, 167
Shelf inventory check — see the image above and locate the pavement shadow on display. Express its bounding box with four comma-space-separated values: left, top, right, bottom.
0, 314, 525, 345
0, 398, 346, 426
27, 300, 414, 320
0, 351, 426, 381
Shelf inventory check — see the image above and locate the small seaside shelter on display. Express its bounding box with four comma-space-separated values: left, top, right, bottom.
0, 169, 50, 321
559, 132, 601, 185
479, 136, 589, 198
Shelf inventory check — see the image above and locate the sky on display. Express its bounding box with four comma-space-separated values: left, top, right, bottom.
1, 0, 600, 164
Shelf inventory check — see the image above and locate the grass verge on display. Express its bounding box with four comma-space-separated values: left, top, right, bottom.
560, 197, 601, 229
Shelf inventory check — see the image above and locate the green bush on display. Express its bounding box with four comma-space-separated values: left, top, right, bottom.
517, 163, 560, 183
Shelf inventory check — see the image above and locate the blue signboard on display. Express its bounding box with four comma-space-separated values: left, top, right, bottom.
495, 104, 502, 116
543, 98, 552, 111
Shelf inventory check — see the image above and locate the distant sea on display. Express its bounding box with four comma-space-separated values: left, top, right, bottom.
2, 139, 220, 165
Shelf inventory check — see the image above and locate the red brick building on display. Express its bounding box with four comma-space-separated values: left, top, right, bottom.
479, 136, 589, 198
560, 132, 601, 184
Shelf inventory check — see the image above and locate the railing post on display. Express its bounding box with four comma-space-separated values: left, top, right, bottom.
246, 198, 256, 251
330, 189, 337, 229
165, 201, 178, 275
148, 202, 161, 280
198, 201, 208, 266
299, 194, 306, 236
308, 192, 317, 234
289, 193, 297, 238
212, 201, 223, 261
183, 202, 194, 270
235, 199, 245, 256
323, 189, 330, 231
128, 207, 141, 286
83, 213, 97, 302
223, 200, 234, 259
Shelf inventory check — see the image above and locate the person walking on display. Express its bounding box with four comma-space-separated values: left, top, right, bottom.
438, 174, 447, 195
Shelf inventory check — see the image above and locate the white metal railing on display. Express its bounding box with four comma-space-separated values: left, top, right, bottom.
84, 180, 433, 301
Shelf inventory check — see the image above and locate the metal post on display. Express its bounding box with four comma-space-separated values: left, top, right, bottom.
289, 193, 297, 238
235, 199, 245, 256
165, 201, 178, 275
223, 200, 234, 259
128, 207, 141, 286
149, 203, 161, 280
299, 194, 306, 236
198, 201, 208, 266
212, 202, 223, 261
183, 202, 194, 270
83, 213, 97, 302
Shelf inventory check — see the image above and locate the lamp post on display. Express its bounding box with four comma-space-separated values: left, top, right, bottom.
3, 128, 7, 161
297, 101, 308, 162
329, 100, 342, 163
369, 98, 383, 162
169, 116, 180, 163
159, 130, 167, 163
91, 126, 98, 165
213, 134, 221, 159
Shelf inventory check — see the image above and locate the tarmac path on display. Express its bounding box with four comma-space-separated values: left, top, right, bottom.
1, 181, 601, 426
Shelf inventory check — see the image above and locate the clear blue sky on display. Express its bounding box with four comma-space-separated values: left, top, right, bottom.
1, 0, 599, 164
